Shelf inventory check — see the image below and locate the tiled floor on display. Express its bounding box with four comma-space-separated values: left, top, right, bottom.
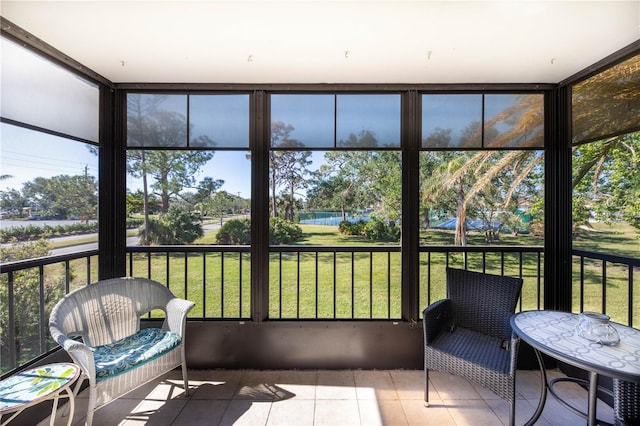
42, 369, 614, 425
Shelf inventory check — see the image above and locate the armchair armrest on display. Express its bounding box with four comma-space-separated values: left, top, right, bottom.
508, 331, 521, 374
63, 339, 96, 384
50, 323, 96, 383
422, 299, 453, 344
165, 297, 195, 337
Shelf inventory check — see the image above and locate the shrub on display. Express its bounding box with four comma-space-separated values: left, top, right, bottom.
139, 206, 203, 245
363, 219, 400, 242
0, 239, 64, 373
216, 219, 251, 245
338, 220, 367, 236
0, 222, 97, 243
269, 217, 303, 245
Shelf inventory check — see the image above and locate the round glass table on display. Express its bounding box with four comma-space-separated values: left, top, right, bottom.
511, 310, 640, 426
0, 363, 80, 426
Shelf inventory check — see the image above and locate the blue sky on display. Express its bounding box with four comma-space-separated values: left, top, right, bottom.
1, 123, 329, 200
0, 123, 254, 197
1, 123, 99, 192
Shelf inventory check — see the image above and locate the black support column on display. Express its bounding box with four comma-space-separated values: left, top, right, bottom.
99, 88, 127, 279
543, 87, 573, 311
251, 90, 270, 322
401, 91, 420, 322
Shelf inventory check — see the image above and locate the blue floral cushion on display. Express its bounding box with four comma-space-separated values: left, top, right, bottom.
92, 328, 181, 381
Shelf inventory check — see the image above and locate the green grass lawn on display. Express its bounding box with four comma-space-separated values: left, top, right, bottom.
4, 219, 638, 374
572, 221, 640, 258
42, 220, 639, 324
570, 221, 640, 324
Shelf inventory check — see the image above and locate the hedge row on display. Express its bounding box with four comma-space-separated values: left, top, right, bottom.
0, 219, 143, 243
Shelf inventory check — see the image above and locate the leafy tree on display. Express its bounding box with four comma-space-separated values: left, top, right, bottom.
0, 188, 29, 217
308, 167, 361, 220
194, 177, 225, 215
314, 150, 376, 214
420, 95, 547, 245
422, 127, 453, 149
1, 239, 64, 372
21, 174, 98, 219
422, 150, 478, 245
126, 189, 160, 217
368, 151, 402, 224
275, 194, 303, 222
207, 190, 234, 226
419, 151, 445, 229
306, 131, 402, 236
270, 123, 311, 219
269, 121, 294, 217
572, 132, 640, 232
128, 150, 214, 214
338, 129, 379, 148
139, 205, 203, 245
127, 94, 215, 244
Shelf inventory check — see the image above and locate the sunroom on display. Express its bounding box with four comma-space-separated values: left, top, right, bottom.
1, 1, 639, 425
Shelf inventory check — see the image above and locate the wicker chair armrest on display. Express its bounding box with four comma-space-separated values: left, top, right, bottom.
165, 297, 195, 337
508, 331, 521, 374
49, 321, 95, 381
49, 333, 95, 384
422, 299, 453, 345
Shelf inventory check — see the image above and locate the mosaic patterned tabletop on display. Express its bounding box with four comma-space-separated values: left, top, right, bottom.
0, 363, 79, 413
512, 310, 640, 382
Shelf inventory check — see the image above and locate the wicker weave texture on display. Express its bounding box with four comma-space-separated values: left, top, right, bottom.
49, 277, 195, 426
446, 267, 523, 341
613, 379, 640, 426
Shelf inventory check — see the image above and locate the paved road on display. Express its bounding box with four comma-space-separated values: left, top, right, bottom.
48, 223, 222, 256
2, 220, 225, 256
49, 236, 140, 256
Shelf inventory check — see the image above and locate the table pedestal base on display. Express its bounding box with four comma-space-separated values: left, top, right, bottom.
524, 349, 613, 426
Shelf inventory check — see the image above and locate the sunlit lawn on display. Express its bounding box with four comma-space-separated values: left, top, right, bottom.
571, 221, 640, 324
4, 219, 638, 373
48, 220, 639, 324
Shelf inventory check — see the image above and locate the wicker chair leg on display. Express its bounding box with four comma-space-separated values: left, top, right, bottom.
509, 399, 515, 426
424, 368, 430, 406
182, 362, 190, 396
86, 388, 97, 426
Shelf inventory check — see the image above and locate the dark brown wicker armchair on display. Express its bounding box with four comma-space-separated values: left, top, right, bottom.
423, 267, 523, 426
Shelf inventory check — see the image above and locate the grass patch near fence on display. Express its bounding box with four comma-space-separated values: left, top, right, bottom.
50, 221, 639, 324
571, 221, 640, 324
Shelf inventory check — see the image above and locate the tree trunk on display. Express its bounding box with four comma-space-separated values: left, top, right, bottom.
141, 151, 150, 246
289, 186, 295, 221
455, 179, 467, 246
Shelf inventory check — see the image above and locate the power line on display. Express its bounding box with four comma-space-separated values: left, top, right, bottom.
1, 158, 97, 175
1, 149, 96, 168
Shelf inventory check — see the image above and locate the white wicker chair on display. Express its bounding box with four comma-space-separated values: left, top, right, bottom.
49, 277, 195, 425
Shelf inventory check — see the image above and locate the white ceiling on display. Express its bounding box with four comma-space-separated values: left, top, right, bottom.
2, 0, 639, 84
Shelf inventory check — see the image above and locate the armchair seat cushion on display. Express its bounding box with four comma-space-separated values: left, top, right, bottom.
92, 328, 181, 381
429, 326, 510, 374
